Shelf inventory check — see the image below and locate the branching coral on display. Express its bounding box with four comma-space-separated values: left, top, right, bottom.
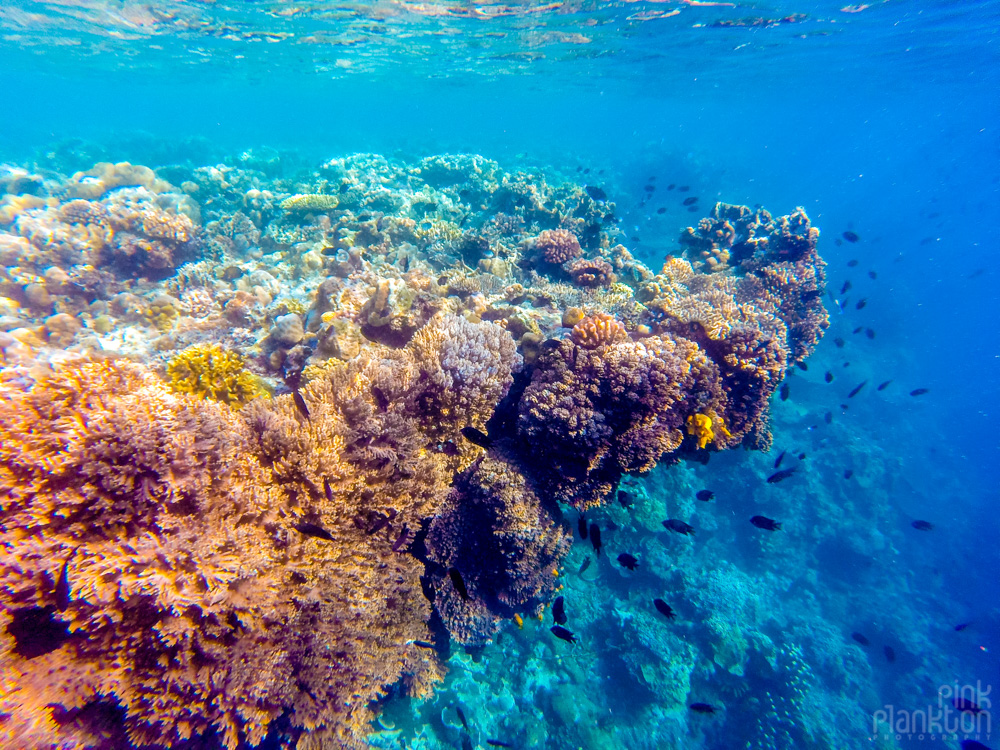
570, 312, 629, 349
167, 343, 265, 405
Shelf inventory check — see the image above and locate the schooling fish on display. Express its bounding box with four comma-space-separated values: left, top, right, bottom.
824, 411, 833, 424
412, 640, 435, 649
910, 388, 929, 396
449, 568, 469, 600
323, 477, 334, 503
687, 205, 699, 212
877, 380, 892, 391
682, 196, 698, 206
618, 490, 636, 508
696, 489, 714, 501
780, 383, 790, 401
843, 231, 860, 243
851, 632, 870, 646
54, 549, 77, 611
797, 452, 806, 461
461, 426, 493, 449
840, 280, 852, 294
834, 337, 845, 348
774, 451, 786, 469
884, 645, 896, 662
865, 328, 876, 339
848, 380, 867, 398
578, 515, 588, 539
667, 183, 675, 190
294, 521, 334, 542
689, 703, 717, 714
843, 469, 854, 479
391, 524, 411, 552
954, 697, 984, 714
960, 740, 992, 750
292, 390, 311, 420
653, 599, 675, 620
847, 259, 859, 266
455, 705, 470, 731
868, 270, 878, 279
643, 184, 655, 192
553, 595, 567, 625
911, 520, 933, 531
853, 326, 863, 334
617, 553, 638, 571
855, 298, 867, 310
795, 361, 808, 372
825, 371, 834, 383
462, 735, 472, 750
590, 523, 602, 555
578, 556, 591, 575
585, 185, 607, 201
954, 621, 973, 632
550, 625, 577, 643
487, 742, 513, 748
663, 519, 695, 535
750, 515, 782, 531
766, 467, 796, 484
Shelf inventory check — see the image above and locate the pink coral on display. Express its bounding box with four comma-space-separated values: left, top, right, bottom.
535, 228, 581, 265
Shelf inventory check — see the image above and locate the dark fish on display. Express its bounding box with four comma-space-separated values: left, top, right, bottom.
590, 523, 602, 555
462, 735, 472, 750
689, 703, 716, 714
644, 184, 656, 192
371, 384, 390, 411
954, 697, 984, 714
876, 380, 892, 391
967, 268, 986, 279
780, 383, 790, 401
54, 550, 76, 611
323, 477, 334, 502
774, 450, 786, 469
841, 296, 850, 309
578, 556, 591, 575
834, 337, 845, 348
696, 489, 714, 501
663, 519, 695, 535
795, 361, 808, 372
847, 258, 859, 266
392, 524, 410, 552
909, 388, 929, 396
294, 521, 334, 542
618, 490, 636, 508
824, 411, 833, 424
585, 185, 607, 201
413, 640, 435, 649
292, 390, 311, 420
631, 236, 641, 242
541, 338, 561, 350
851, 632, 870, 646
687, 206, 699, 212
456, 705, 469, 730
824, 371, 834, 383
848, 380, 867, 398
843, 469, 853, 479
550, 625, 577, 643
954, 621, 972, 631
461, 425, 493, 448
853, 326, 863, 334
576, 166, 583, 172
840, 280, 852, 294
766, 468, 796, 484
449, 568, 469, 600
365, 513, 390, 536
583, 168, 590, 174
578, 515, 588, 539
552, 595, 567, 625
884, 645, 896, 662
656, 207, 667, 214
911, 520, 933, 531
843, 231, 860, 243
855, 298, 867, 310
667, 183, 676, 190
961, 740, 991, 750
682, 197, 698, 206
797, 452, 806, 460
750, 515, 782, 531
868, 270, 877, 279
679, 185, 690, 192
865, 328, 875, 339
487, 741, 513, 748
653, 599, 675, 620
617, 553, 638, 571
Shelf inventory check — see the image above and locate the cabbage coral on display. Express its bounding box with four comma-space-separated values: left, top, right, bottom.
166, 343, 264, 405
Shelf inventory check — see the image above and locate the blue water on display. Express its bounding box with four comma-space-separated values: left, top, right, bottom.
0, 1, 997, 749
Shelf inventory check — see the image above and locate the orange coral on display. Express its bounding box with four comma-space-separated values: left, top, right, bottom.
571, 312, 629, 349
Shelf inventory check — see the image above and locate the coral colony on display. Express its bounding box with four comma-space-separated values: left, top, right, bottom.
0, 154, 826, 747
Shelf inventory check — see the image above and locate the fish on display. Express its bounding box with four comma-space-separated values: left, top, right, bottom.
667, 183, 676, 190
413, 640, 435, 649
773, 451, 786, 469
590, 523, 602, 555
797, 452, 806, 460
766, 468, 796, 484
487, 741, 513, 748
456, 705, 469, 731
795, 361, 808, 371
877, 380, 892, 391
853, 326, 863, 334
779, 383, 790, 401
653, 599, 675, 620
824, 371, 834, 383
550, 625, 577, 643
578, 515, 588, 539
461, 426, 493, 448
578, 556, 592, 575
449, 568, 469, 600
960, 740, 992, 750
365, 513, 390, 536
687, 206, 699, 212
954, 697, 984, 714
847, 259, 859, 266
696, 489, 714, 501
391, 524, 410, 552
855, 298, 867, 310
884, 645, 896, 662
865, 328, 875, 339
294, 521, 334, 542
617, 553, 638, 571
577, 166, 583, 172
679, 185, 690, 192
585, 185, 607, 201
462, 735, 472, 750
682, 197, 698, 206
552, 595, 567, 625
843, 469, 854, 479
834, 337, 845, 348
689, 703, 717, 714
643, 184, 656, 193
292, 390, 311, 420
911, 520, 933, 531
909, 388, 929, 396
618, 490, 636, 508
851, 632, 870, 646
824, 411, 833, 424
656, 207, 667, 214
868, 270, 877, 279
847, 380, 867, 398
663, 519, 695, 535
843, 231, 860, 243
750, 515, 782, 531
583, 168, 591, 174
840, 280, 852, 294
967, 268, 986, 279
954, 621, 973, 632
54, 550, 76, 611
323, 477, 334, 502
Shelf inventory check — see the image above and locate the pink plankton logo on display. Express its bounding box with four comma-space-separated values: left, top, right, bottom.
871, 682, 992, 743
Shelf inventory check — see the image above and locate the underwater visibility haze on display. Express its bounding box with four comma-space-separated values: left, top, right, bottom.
0, 1, 997, 749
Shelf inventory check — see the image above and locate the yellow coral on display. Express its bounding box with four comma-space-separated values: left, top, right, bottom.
166, 344, 264, 406
280, 193, 339, 212
686, 413, 731, 450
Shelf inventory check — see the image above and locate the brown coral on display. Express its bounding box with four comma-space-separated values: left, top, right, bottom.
571, 312, 629, 349
565, 257, 616, 287
535, 228, 581, 265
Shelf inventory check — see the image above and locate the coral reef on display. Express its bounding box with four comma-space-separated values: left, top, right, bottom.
533, 228, 581, 265
166, 343, 265, 405
566, 257, 615, 287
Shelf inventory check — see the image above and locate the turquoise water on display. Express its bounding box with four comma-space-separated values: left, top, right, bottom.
0, 2, 997, 749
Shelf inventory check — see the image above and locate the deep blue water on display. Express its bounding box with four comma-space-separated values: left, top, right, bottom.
0, 1, 997, 748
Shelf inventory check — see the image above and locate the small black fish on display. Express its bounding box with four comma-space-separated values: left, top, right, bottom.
824, 371, 834, 383
54, 550, 76, 611
413, 640, 435, 649
750, 515, 782, 531
877, 380, 892, 391
667, 183, 676, 190
576, 166, 583, 172
853, 326, 863, 334
578, 556, 592, 575
851, 632, 870, 646
541, 338, 561, 350
644, 184, 656, 192
834, 337, 845, 348
456, 705, 469, 731
323, 477, 334, 502
795, 361, 808, 372
583, 168, 591, 174
843, 469, 853, 479
294, 521, 334, 542
855, 298, 867, 310
679, 185, 690, 192
797, 452, 806, 460
590, 523, 602, 555
780, 383, 790, 401
631, 236, 641, 242
653, 598, 675, 620
824, 411, 833, 424
585, 185, 607, 201
847, 258, 859, 266
618, 490, 636, 508
462, 735, 472, 750
843, 231, 860, 243
553, 595, 567, 625
461, 425, 492, 448
449, 568, 469, 600
911, 520, 933, 531
663, 519, 695, 535
550, 625, 577, 643
961, 740, 991, 750
774, 450, 786, 469
848, 380, 867, 398
578, 515, 588, 539
841, 296, 850, 309
843, 362, 851, 368
840, 280, 852, 295
487, 742, 513, 748
682, 197, 698, 206
865, 328, 875, 339
909, 388, 929, 396
656, 207, 667, 214
392, 524, 410, 552
954, 697, 984, 714
766, 468, 796, 484
689, 703, 716, 714
954, 621, 972, 631
696, 489, 714, 501
617, 553, 638, 571
868, 270, 877, 279
292, 390, 311, 420
884, 645, 896, 662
